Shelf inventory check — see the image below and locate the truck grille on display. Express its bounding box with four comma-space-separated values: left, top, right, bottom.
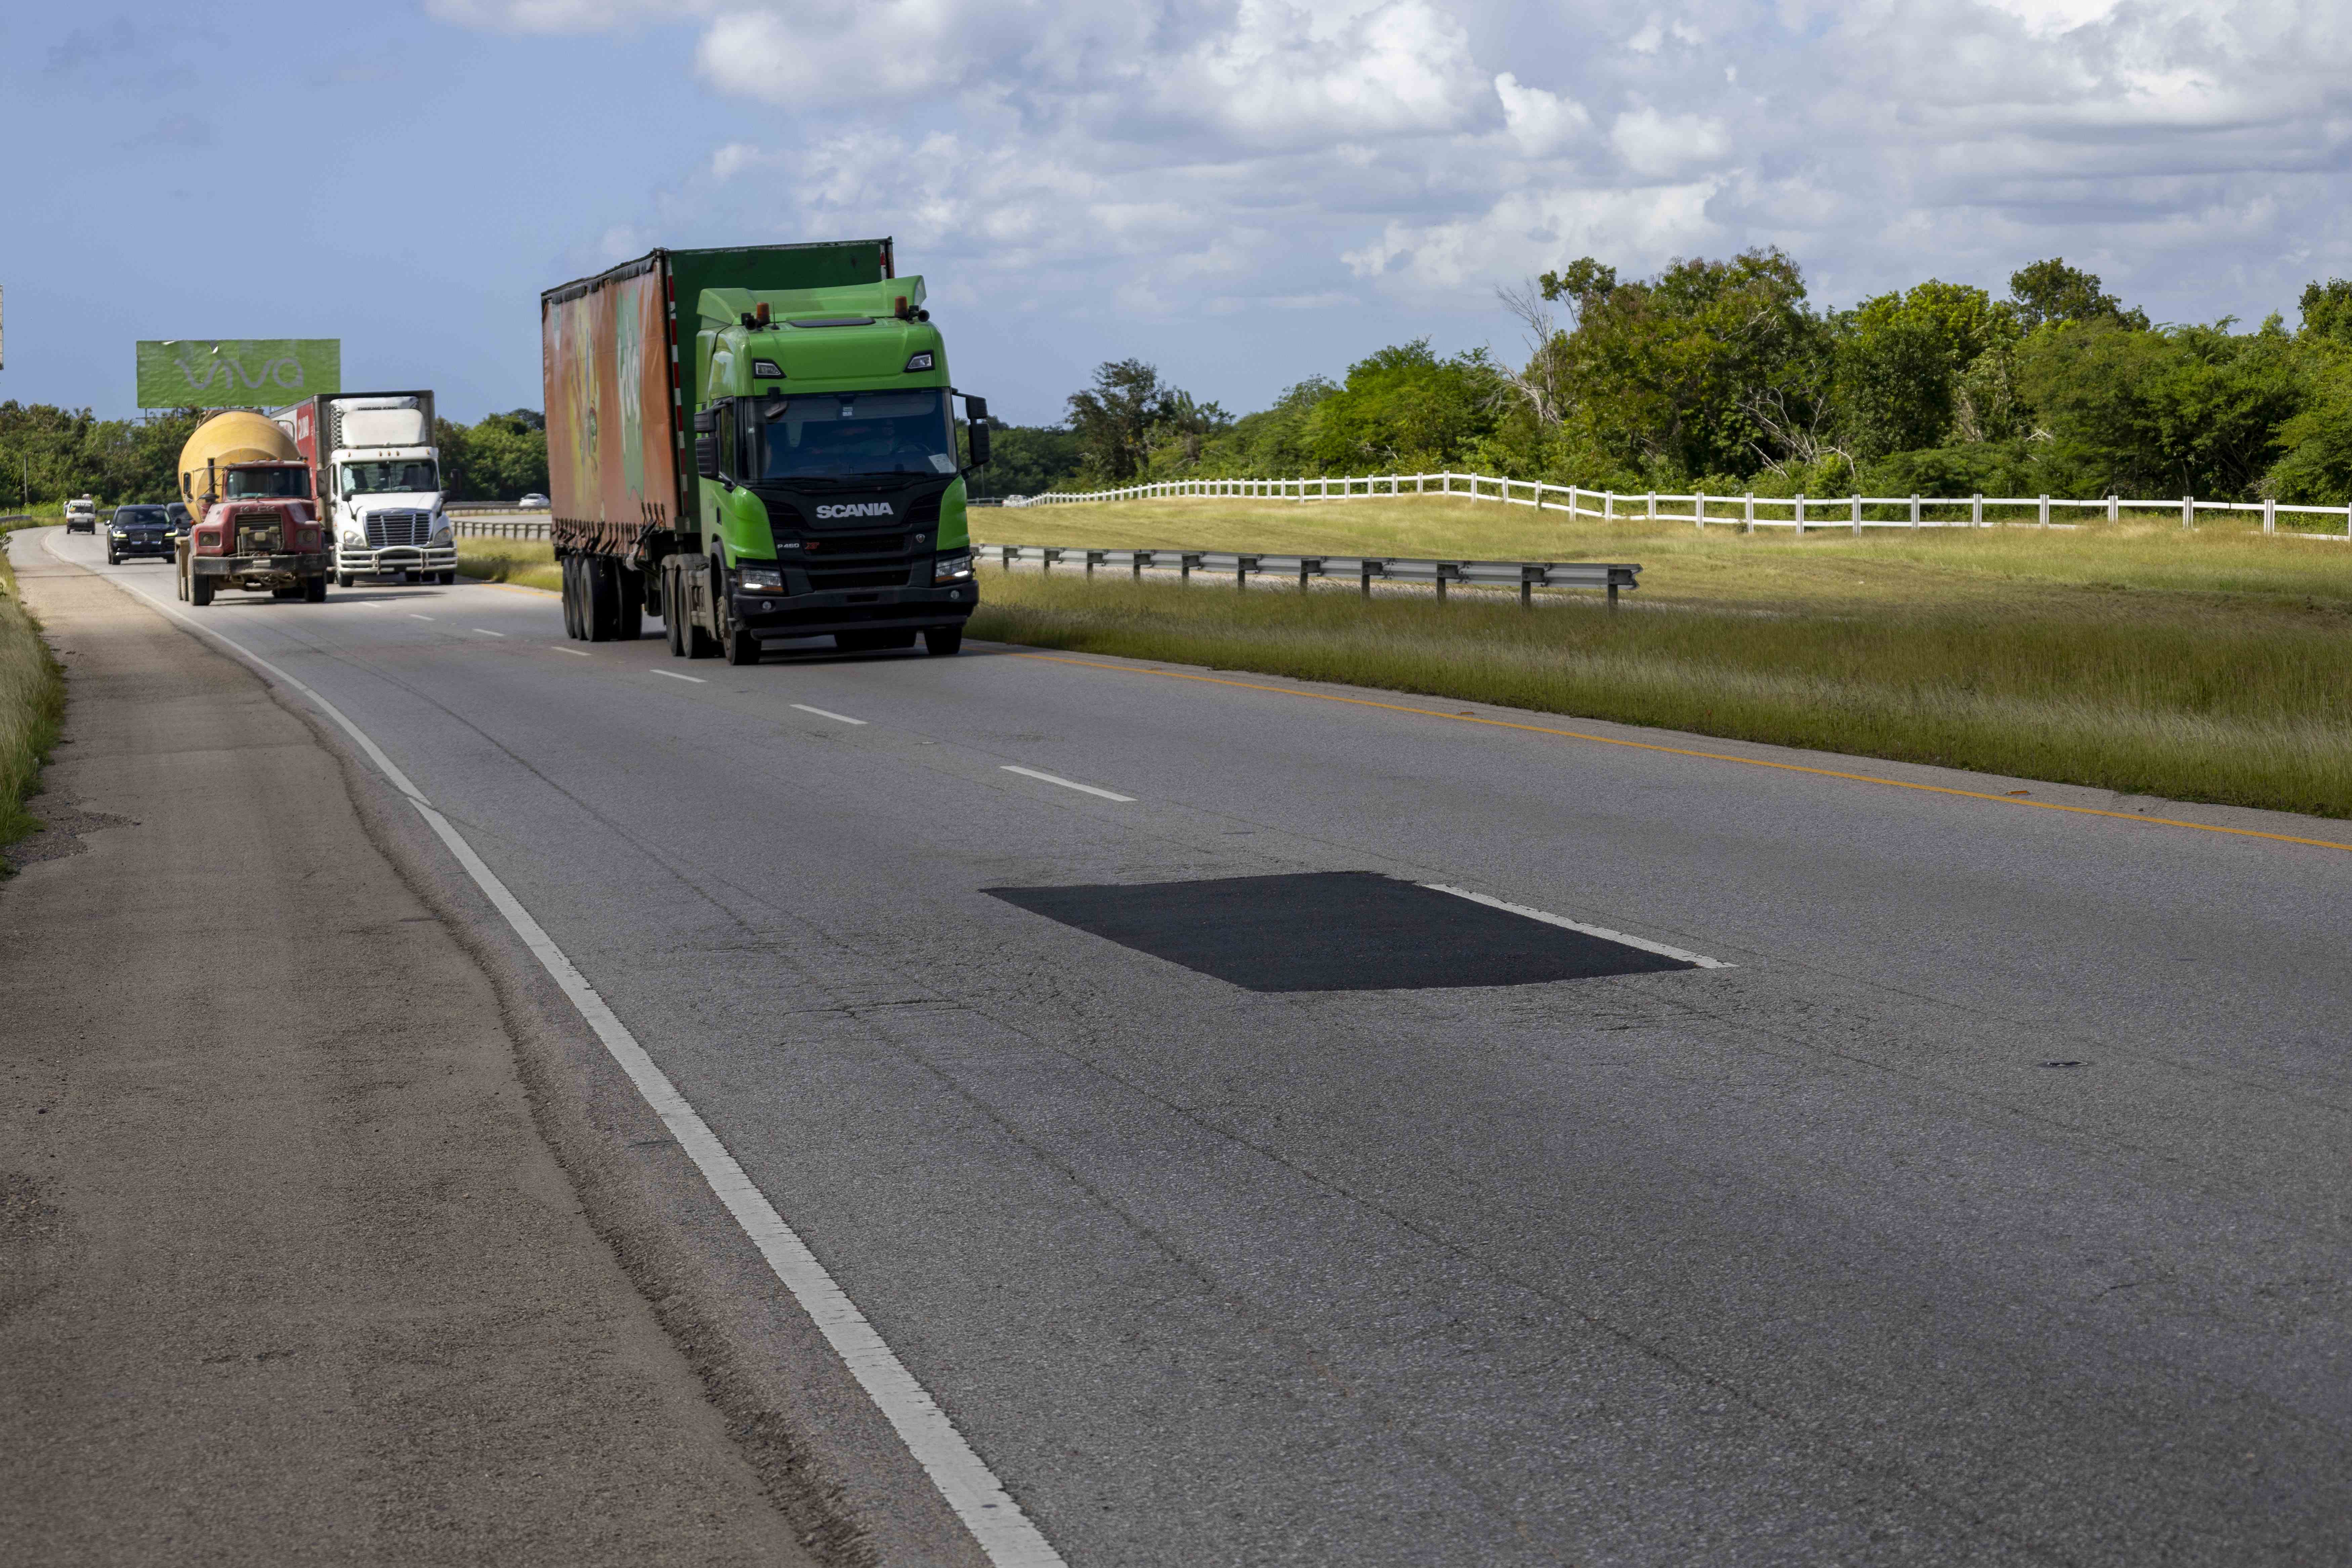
367, 510, 433, 547
808, 567, 911, 590
802, 532, 906, 557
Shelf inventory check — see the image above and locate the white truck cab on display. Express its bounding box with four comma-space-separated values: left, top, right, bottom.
274, 393, 456, 586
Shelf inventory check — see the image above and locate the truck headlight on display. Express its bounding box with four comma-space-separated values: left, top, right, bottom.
738, 567, 785, 591
343, 529, 368, 547
933, 551, 973, 583
430, 524, 453, 546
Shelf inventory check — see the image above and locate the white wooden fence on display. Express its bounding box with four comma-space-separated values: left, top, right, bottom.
1004, 472, 2352, 539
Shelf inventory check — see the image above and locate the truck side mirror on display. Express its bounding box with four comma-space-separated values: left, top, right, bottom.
968, 420, 991, 468
693, 404, 723, 480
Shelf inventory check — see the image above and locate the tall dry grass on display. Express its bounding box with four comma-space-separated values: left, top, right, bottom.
0, 527, 67, 855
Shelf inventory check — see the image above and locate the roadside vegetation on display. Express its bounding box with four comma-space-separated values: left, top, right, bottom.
456, 536, 560, 592
0, 527, 68, 859
968, 496, 2352, 818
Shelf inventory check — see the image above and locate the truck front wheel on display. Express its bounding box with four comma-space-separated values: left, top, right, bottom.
924, 625, 964, 657
303, 574, 328, 603
190, 573, 214, 607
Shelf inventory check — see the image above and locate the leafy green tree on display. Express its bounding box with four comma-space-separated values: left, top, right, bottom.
2296, 279, 2352, 347
1192, 378, 1337, 477
2008, 258, 2149, 332
1295, 341, 1502, 472
435, 412, 548, 501
2017, 319, 2301, 498
1535, 248, 1830, 482
1837, 281, 2018, 458
1066, 359, 1175, 482
965, 424, 1084, 498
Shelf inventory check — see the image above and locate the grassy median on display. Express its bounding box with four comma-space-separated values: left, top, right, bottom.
966, 498, 2352, 818
0, 526, 68, 857
457, 536, 561, 592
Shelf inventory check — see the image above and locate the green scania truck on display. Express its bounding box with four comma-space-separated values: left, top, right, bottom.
541, 239, 990, 662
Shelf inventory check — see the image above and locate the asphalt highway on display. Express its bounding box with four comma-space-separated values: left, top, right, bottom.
46, 531, 2352, 1566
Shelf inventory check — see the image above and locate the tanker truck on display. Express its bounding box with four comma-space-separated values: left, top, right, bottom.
542, 239, 989, 663
173, 410, 329, 606
271, 391, 454, 586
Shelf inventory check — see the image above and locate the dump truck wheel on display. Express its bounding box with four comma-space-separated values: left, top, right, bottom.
190, 574, 214, 607
303, 574, 327, 603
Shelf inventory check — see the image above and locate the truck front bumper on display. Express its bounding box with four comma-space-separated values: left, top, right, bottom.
730, 581, 977, 639
336, 545, 458, 576
191, 553, 328, 584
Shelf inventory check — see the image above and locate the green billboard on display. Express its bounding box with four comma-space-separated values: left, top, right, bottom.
136, 339, 341, 408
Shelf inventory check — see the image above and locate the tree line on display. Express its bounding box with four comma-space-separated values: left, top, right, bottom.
0, 403, 549, 510
969, 257, 2352, 505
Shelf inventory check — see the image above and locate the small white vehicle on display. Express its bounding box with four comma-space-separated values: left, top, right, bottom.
65, 496, 98, 534
518, 493, 550, 510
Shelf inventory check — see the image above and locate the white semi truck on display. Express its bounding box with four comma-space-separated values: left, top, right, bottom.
271, 392, 457, 586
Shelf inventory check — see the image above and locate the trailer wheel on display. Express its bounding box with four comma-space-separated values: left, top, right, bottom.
303, 573, 328, 603
614, 565, 643, 641
924, 625, 964, 657
584, 556, 619, 642
190, 573, 214, 607
664, 578, 687, 656
560, 557, 584, 639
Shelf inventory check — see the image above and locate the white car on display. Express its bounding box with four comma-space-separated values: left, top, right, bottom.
518, 493, 550, 510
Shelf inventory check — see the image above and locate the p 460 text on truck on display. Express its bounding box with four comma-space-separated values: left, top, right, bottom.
543, 239, 990, 664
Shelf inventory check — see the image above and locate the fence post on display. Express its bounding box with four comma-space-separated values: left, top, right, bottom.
1972, 493, 1983, 528
2264, 497, 2276, 535
1851, 494, 1861, 537
1795, 494, 1806, 537
2107, 494, 2118, 524
1910, 493, 1921, 529
1744, 493, 1754, 533
1646, 491, 1656, 521
1695, 492, 1705, 531
2038, 494, 2050, 528
2182, 495, 2193, 531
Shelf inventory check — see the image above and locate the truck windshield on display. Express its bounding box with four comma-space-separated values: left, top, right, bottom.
342, 460, 439, 495
224, 468, 311, 499
755, 390, 956, 480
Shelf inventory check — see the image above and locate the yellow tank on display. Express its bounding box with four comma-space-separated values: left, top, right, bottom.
177, 410, 301, 519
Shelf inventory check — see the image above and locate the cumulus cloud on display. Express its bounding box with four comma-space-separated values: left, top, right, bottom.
435, 0, 2352, 332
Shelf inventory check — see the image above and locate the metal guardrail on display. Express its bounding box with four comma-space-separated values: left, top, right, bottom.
977, 543, 1639, 608
453, 516, 550, 539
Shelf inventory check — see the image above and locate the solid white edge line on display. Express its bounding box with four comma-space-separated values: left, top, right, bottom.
653, 669, 708, 684
999, 765, 1134, 802
43, 531, 1068, 1568
1420, 883, 1734, 969
791, 703, 869, 726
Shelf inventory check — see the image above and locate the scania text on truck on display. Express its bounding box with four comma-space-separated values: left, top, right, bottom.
541, 239, 991, 664
172, 410, 328, 606
272, 392, 453, 586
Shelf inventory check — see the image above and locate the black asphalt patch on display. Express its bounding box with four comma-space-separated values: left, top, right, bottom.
986, 871, 1694, 992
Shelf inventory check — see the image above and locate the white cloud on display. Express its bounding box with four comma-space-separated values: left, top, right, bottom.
1609, 106, 1729, 177
1495, 72, 1591, 156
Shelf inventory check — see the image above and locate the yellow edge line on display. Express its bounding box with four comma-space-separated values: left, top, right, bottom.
1008, 651, 2352, 856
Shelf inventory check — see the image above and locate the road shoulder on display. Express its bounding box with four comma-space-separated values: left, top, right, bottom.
0, 549, 824, 1565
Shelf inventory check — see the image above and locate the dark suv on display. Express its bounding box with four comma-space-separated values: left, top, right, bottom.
107, 504, 177, 565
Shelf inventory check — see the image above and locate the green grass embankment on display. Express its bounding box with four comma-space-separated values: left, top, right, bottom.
968, 497, 2352, 818
0, 526, 68, 858
457, 537, 560, 592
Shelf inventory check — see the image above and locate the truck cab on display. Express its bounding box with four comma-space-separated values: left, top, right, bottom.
680, 276, 985, 662
277, 394, 454, 587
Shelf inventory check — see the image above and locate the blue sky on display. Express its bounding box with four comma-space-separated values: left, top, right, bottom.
5, 0, 2350, 425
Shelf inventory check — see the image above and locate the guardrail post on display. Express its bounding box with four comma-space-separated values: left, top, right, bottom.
1182, 552, 1196, 582
1132, 550, 1145, 581
1851, 494, 1861, 536
1795, 494, 1806, 537
1972, 493, 1984, 528
1360, 561, 1374, 598
1298, 558, 1312, 594
1910, 493, 1921, 529
1435, 566, 1449, 603
1001, 545, 1015, 571
1520, 566, 1536, 608
1744, 493, 1754, 533
1608, 581, 1620, 611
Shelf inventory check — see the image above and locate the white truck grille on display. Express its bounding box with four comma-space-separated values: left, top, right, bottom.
366, 510, 433, 547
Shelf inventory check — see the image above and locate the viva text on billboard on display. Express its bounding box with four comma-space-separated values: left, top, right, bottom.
136, 340, 341, 408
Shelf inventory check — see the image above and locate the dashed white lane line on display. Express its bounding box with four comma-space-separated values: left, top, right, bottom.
471, 627, 506, 638
552, 647, 591, 658
653, 669, 707, 684
791, 703, 868, 725
1000, 765, 1135, 802
1422, 883, 1733, 969
409, 614, 434, 621
53, 528, 1068, 1568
